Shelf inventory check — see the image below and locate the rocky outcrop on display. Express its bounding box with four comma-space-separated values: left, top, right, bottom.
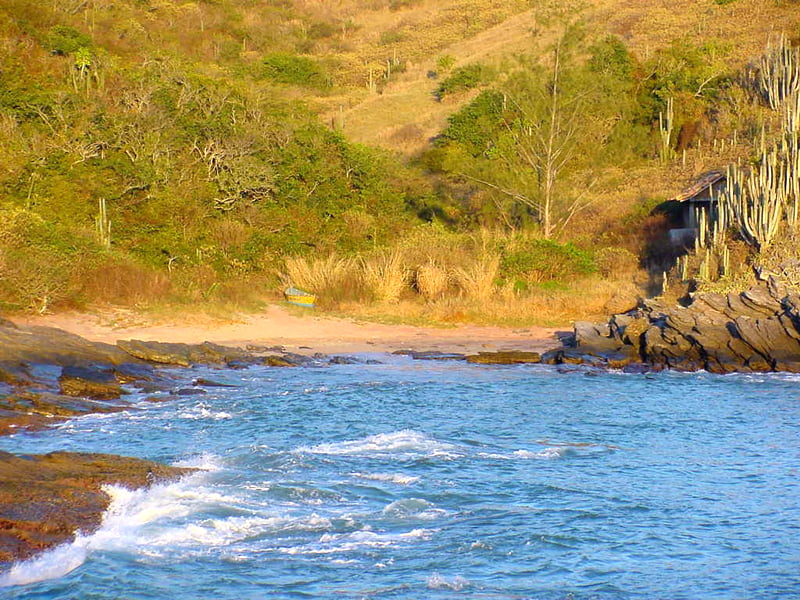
554, 278, 800, 373
116, 339, 256, 367
0, 451, 192, 564
466, 351, 542, 364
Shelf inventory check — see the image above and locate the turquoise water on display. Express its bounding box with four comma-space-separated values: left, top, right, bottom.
1, 357, 799, 599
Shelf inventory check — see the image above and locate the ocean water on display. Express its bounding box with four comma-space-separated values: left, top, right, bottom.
1, 356, 799, 599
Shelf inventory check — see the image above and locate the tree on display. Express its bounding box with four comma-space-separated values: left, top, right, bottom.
453, 27, 621, 237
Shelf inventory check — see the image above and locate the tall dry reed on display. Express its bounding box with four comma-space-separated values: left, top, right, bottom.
282, 254, 357, 295
415, 259, 450, 300
452, 253, 499, 301
361, 250, 409, 303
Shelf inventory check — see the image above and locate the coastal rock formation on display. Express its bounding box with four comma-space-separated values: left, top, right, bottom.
553, 278, 800, 373
0, 451, 192, 564
466, 351, 542, 364
116, 339, 256, 367
0, 319, 336, 435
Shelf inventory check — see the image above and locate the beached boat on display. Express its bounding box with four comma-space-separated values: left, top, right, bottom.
284, 286, 316, 308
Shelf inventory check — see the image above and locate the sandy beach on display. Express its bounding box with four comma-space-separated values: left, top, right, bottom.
16, 305, 563, 356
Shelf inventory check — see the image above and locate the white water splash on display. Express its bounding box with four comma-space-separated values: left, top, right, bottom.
382, 498, 447, 520
427, 572, 470, 591
297, 430, 461, 460
478, 447, 567, 460
276, 528, 434, 556
351, 472, 420, 485
178, 405, 232, 420
0, 540, 88, 587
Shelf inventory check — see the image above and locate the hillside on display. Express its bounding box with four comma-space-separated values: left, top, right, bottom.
0, 0, 798, 323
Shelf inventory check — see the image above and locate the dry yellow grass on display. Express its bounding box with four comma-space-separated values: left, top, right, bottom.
319, 0, 799, 157
338, 274, 644, 327
282, 254, 358, 295
361, 250, 409, 303
452, 253, 499, 301
415, 259, 450, 300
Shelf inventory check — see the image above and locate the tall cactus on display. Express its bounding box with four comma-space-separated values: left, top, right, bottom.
754, 35, 800, 110
721, 152, 784, 250
658, 97, 674, 163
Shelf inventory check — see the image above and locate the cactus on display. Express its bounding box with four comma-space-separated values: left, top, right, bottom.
721, 152, 784, 251
754, 35, 800, 110
95, 197, 111, 249
658, 97, 674, 163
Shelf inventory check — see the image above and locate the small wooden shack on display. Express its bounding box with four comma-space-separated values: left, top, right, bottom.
668, 170, 726, 246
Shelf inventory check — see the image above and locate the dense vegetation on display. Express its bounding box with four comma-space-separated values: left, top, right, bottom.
0, 0, 798, 323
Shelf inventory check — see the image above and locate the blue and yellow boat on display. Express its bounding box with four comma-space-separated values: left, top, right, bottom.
284, 286, 316, 308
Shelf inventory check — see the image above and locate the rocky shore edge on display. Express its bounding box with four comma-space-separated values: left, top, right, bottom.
550, 276, 800, 374
3, 282, 800, 570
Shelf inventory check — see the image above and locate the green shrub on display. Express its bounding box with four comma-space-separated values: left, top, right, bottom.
46, 25, 92, 55
261, 53, 329, 87
436, 90, 505, 156
435, 64, 488, 100
498, 239, 596, 284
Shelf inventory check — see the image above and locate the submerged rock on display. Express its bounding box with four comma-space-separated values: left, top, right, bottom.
0, 451, 192, 564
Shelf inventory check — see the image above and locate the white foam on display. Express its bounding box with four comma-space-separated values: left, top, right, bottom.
351, 472, 421, 485
297, 430, 461, 460
478, 447, 566, 460
276, 528, 433, 556
173, 453, 225, 471
382, 498, 447, 520
0, 539, 88, 587
427, 572, 470, 591
178, 405, 233, 420
0, 467, 235, 587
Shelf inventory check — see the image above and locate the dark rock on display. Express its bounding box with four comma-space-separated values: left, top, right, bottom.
741, 287, 781, 317
192, 378, 236, 388
622, 362, 650, 374
246, 344, 285, 353
263, 355, 298, 367
0, 452, 192, 564
59, 365, 123, 400
0, 362, 34, 387
329, 356, 361, 365
0, 323, 133, 366
540, 349, 564, 365
145, 395, 178, 403
466, 351, 540, 365
174, 388, 207, 396
0, 390, 128, 436
117, 339, 254, 367
407, 351, 466, 361
113, 363, 157, 384
225, 360, 251, 369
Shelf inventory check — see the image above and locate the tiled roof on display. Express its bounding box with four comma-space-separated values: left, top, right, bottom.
673, 170, 725, 202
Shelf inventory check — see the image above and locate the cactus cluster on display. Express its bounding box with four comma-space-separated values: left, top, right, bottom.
753, 35, 800, 110
689, 40, 800, 283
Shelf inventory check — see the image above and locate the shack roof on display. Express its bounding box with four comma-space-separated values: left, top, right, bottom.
673, 170, 726, 202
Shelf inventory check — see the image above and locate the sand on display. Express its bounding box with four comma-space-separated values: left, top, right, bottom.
16, 305, 564, 356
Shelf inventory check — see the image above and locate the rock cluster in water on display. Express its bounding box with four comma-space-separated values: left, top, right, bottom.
0, 452, 192, 564
551, 277, 800, 373
0, 319, 352, 567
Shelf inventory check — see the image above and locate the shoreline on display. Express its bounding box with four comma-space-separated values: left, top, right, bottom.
15, 304, 564, 356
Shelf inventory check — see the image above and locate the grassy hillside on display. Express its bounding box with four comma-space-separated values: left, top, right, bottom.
0, 0, 798, 323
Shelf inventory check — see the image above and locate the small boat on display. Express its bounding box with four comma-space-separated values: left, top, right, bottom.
284, 286, 316, 308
